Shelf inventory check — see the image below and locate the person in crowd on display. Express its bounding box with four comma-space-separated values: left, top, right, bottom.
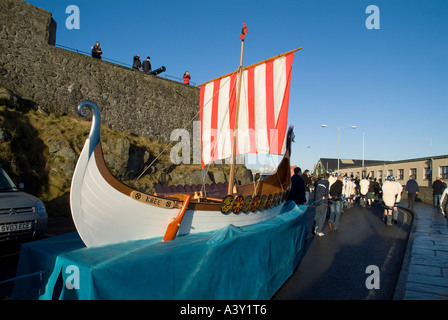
441, 187, 448, 217
354, 176, 360, 199
313, 172, 330, 237
329, 174, 343, 231
374, 178, 381, 203
286, 167, 306, 205
133, 54, 142, 70
382, 176, 399, 227
341, 175, 354, 210
367, 177, 375, 206
393, 177, 403, 224
142, 56, 152, 73
302, 169, 312, 204
432, 177, 444, 209
328, 171, 336, 188
405, 175, 419, 212
359, 176, 369, 207
341, 175, 348, 210
91, 41, 102, 59
346, 175, 356, 208
377, 178, 383, 202
183, 71, 191, 85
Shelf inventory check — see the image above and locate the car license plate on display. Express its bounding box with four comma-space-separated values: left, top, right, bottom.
0, 222, 32, 233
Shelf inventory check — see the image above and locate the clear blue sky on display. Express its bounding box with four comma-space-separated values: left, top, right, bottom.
26, 0, 448, 173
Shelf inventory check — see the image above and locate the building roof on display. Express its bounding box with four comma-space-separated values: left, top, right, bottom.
317, 158, 387, 172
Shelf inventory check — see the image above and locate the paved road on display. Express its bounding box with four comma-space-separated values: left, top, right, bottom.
273, 201, 413, 300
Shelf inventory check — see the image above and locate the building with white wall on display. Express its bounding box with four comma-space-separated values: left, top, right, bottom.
315, 155, 448, 187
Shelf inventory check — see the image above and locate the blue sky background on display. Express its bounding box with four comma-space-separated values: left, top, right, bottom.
26, 0, 448, 173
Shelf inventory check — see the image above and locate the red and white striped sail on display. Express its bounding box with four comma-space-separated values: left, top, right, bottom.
199, 51, 296, 168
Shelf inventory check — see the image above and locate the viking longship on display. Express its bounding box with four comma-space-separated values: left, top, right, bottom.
70, 29, 302, 247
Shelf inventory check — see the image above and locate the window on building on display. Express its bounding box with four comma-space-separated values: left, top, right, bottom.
378, 170, 383, 181
397, 169, 404, 180
424, 167, 432, 180
441, 166, 448, 179
370, 171, 375, 179
387, 170, 393, 177
410, 168, 417, 179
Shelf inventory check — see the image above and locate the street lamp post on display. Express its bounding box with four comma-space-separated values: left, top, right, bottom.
321, 124, 357, 172
362, 131, 365, 175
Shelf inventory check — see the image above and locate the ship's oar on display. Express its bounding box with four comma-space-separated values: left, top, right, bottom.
162, 194, 191, 241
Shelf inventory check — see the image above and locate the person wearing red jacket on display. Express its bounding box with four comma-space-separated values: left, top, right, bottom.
183, 71, 191, 85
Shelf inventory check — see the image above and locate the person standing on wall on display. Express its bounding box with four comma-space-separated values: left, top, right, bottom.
133, 55, 142, 71
183, 71, 191, 85
142, 56, 152, 74
91, 41, 102, 59
405, 175, 419, 212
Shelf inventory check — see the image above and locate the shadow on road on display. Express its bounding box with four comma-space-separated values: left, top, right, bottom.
273, 200, 413, 300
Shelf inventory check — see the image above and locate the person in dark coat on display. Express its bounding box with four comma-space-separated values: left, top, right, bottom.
302, 169, 312, 204
432, 177, 445, 209
313, 172, 330, 237
133, 55, 142, 70
287, 167, 306, 205
367, 177, 375, 206
91, 41, 102, 59
405, 175, 419, 212
329, 174, 343, 230
142, 56, 152, 73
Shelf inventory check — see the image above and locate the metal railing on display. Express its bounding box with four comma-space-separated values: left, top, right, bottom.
55, 44, 196, 86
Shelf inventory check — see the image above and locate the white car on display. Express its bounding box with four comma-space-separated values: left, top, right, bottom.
0, 166, 47, 242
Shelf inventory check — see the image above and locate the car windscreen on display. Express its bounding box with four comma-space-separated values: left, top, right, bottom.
0, 168, 18, 192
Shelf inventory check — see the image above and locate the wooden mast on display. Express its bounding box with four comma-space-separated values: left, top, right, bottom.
227, 35, 245, 195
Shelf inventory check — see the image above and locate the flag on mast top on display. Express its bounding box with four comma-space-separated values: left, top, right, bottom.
240, 22, 248, 40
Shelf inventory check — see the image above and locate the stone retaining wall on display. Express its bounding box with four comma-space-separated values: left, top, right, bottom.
0, 0, 200, 142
